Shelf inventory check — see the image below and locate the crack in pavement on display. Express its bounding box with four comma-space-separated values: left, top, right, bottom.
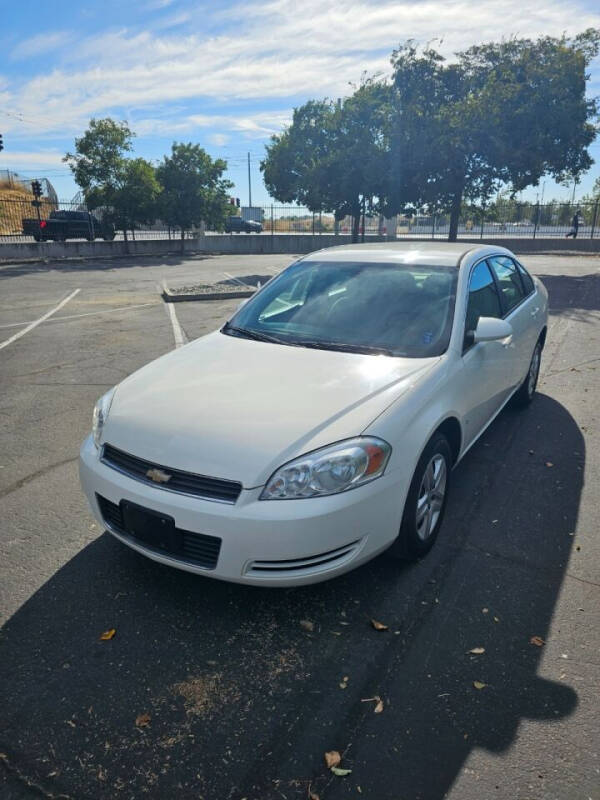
1, 752, 72, 799
0, 457, 79, 500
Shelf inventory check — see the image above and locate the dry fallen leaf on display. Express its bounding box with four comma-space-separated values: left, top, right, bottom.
135, 713, 151, 727
545, 462, 554, 468
331, 767, 352, 777
300, 620, 314, 632
468, 647, 485, 655
371, 619, 388, 631
481, 608, 489, 614
473, 681, 487, 690
530, 635, 545, 647
324, 751, 341, 769
99, 629, 116, 641
374, 697, 384, 714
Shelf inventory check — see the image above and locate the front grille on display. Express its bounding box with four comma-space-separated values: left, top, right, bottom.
97, 494, 222, 570
101, 444, 242, 504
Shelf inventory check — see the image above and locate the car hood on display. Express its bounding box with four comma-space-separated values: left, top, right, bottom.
103, 331, 437, 488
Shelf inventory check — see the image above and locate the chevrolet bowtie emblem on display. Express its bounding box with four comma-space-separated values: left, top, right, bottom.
146, 468, 172, 484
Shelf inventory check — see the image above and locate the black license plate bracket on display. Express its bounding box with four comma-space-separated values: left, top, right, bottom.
120, 501, 182, 553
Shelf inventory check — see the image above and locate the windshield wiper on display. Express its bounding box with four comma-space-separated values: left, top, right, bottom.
222, 323, 287, 345
294, 340, 396, 356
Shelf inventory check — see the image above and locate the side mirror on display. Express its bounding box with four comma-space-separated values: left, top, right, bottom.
472, 316, 513, 344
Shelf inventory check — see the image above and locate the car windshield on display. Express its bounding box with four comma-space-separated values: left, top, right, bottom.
223, 260, 458, 358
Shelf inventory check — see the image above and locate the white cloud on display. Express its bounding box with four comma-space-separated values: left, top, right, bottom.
208, 133, 231, 146
152, 11, 193, 30
0, 150, 66, 168
11, 31, 73, 61
4, 0, 600, 138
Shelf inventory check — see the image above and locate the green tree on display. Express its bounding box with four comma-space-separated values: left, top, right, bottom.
261, 81, 391, 242
390, 30, 600, 240
94, 158, 161, 240
156, 143, 233, 247
64, 118, 134, 199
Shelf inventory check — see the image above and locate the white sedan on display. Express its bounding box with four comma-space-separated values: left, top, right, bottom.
79, 243, 548, 586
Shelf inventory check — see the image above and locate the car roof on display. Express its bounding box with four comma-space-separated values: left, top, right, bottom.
303, 241, 514, 268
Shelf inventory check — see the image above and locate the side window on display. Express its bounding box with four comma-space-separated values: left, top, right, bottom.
488, 256, 526, 314
516, 261, 535, 295
465, 262, 502, 340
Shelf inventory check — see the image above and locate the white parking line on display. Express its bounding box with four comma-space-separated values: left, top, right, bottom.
223, 271, 254, 289
0, 302, 157, 331
164, 301, 188, 348
0, 289, 81, 352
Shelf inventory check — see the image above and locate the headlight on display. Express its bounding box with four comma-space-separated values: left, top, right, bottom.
92, 388, 116, 448
260, 437, 392, 500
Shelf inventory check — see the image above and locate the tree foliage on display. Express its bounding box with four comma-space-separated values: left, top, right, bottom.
64, 118, 134, 197
262, 30, 600, 241
261, 81, 391, 240
156, 143, 233, 241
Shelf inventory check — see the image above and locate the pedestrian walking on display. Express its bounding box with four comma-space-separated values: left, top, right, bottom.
566, 209, 583, 238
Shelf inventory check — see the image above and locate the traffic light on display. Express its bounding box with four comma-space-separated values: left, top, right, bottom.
0, 133, 3, 152
31, 180, 42, 197
236, 197, 240, 207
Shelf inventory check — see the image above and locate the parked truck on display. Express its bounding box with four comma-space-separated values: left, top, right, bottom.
22, 210, 115, 242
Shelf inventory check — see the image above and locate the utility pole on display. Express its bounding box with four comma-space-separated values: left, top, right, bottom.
571, 176, 577, 206
247, 152, 252, 208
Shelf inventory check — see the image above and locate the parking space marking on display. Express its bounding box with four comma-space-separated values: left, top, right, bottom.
163, 300, 188, 349
0, 289, 81, 352
0, 302, 157, 331
222, 271, 254, 289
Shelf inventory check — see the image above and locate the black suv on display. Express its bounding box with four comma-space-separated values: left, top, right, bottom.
224, 216, 262, 234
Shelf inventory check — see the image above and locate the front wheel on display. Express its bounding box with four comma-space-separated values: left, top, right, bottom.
512, 340, 542, 407
388, 433, 452, 560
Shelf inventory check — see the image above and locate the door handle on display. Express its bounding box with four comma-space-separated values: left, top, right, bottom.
531, 307, 540, 317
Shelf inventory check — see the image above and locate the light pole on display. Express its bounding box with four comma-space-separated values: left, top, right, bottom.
247, 152, 252, 208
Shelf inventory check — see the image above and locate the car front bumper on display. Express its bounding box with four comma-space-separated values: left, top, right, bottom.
79, 435, 408, 586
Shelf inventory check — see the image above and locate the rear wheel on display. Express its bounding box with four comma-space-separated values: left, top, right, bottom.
389, 433, 452, 560
513, 340, 542, 407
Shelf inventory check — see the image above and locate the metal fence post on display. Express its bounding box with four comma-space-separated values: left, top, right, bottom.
431, 213, 435, 239
533, 202, 539, 239
591, 200, 599, 240
480, 210, 484, 240
312, 213, 315, 236
270, 204, 274, 238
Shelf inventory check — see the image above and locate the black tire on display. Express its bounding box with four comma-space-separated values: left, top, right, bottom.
388, 433, 452, 560
33, 235, 41, 242
512, 339, 542, 407
103, 234, 115, 241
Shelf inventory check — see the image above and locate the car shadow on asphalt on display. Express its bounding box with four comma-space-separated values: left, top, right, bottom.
0, 393, 583, 799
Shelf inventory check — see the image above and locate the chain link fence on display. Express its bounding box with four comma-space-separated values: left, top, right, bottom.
1, 195, 599, 243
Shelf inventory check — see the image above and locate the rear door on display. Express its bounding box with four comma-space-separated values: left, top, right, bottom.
487, 255, 537, 386
460, 260, 515, 447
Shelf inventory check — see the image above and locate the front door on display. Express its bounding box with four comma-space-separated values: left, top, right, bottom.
460, 260, 515, 449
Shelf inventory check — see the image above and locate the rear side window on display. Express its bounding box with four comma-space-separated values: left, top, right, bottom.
488, 256, 526, 314
465, 261, 502, 336
516, 261, 535, 295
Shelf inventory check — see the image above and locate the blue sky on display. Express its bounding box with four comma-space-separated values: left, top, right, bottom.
1, 0, 600, 205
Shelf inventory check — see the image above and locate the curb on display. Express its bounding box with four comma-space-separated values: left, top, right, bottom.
161, 281, 256, 303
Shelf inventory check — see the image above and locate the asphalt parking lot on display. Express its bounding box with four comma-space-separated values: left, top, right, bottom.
0, 251, 599, 800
